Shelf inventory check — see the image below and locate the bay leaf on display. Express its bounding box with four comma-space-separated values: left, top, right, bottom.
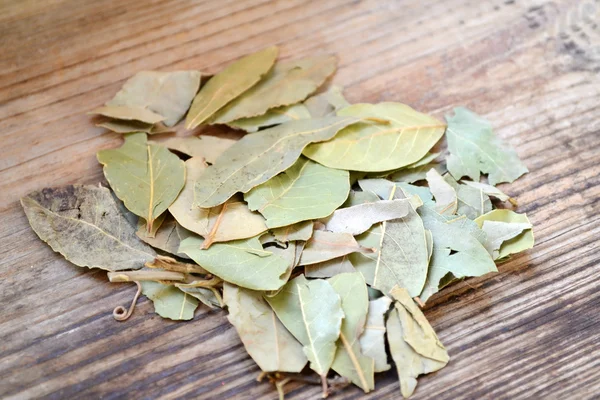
298, 230, 375, 266
186, 47, 279, 129
386, 307, 447, 398
418, 205, 497, 302
136, 214, 191, 259
329, 272, 375, 392
97, 132, 185, 232
141, 281, 199, 320
194, 116, 360, 208
169, 157, 267, 247
371, 189, 429, 298
179, 235, 289, 291
442, 174, 492, 219
271, 220, 314, 243
227, 103, 311, 133
223, 283, 307, 372
150, 135, 237, 164
359, 296, 392, 372
136, 212, 167, 239
265, 275, 344, 377
305, 255, 356, 278
21, 185, 156, 271
462, 180, 515, 203
475, 209, 534, 259
426, 168, 457, 215
177, 285, 223, 309
323, 197, 415, 235
304, 85, 350, 118
359, 179, 434, 205
245, 157, 349, 229
95, 70, 202, 126
90, 105, 165, 125
480, 221, 532, 259
389, 162, 445, 184
408, 152, 441, 168
303, 103, 445, 172
263, 241, 305, 298
445, 107, 528, 185
211, 55, 337, 124
96, 119, 172, 135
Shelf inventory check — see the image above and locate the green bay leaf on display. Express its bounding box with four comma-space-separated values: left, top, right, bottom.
445, 107, 528, 185
265, 275, 344, 377
97, 132, 185, 232
329, 272, 375, 393
194, 116, 360, 208
186, 47, 278, 129
179, 235, 289, 291
211, 55, 337, 124
136, 213, 191, 259
245, 157, 349, 229
303, 103, 445, 172
223, 283, 307, 372
141, 281, 199, 320
21, 185, 156, 271
169, 158, 267, 247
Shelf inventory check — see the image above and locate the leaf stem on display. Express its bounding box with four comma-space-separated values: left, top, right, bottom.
108, 270, 186, 282
113, 281, 142, 321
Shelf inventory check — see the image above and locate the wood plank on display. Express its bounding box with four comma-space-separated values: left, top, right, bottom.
1, 0, 599, 399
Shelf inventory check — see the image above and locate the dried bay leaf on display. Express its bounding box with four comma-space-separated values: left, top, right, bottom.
169, 158, 267, 247
96, 119, 172, 135
179, 235, 289, 291
227, 103, 311, 133
90, 105, 165, 125
359, 296, 392, 373
425, 168, 457, 215
177, 286, 223, 309
245, 157, 349, 229
186, 47, 279, 129
462, 180, 515, 204
303, 103, 445, 172
323, 197, 415, 235
271, 220, 314, 243
390, 162, 445, 184
141, 281, 199, 320
136, 214, 191, 259
94, 70, 201, 126
304, 85, 350, 117
371, 189, 430, 298
265, 275, 344, 377
418, 205, 497, 302
475, 209, 534, 259
150, 136, 237, 164
211, 55, 337, 124
445, 107, 528, 185
194, 116, 360, 208
223, 283, 307, 372
329, 272, 375, 392
298, 230, 375, 266
305, 255, 356, 278
97, 132, 185, 232
21, 185, 156, 271
480, 221, 532, 259
443, 175, 492, 220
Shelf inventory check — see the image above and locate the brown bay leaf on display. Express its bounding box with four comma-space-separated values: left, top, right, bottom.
21, 185, 156, 271
194, 116, 360, 208
223, 283, 308, 372
169, 157, 267, 248
186, 47, 279, 129
97, 132, 185, 232
211, 55, 337, 124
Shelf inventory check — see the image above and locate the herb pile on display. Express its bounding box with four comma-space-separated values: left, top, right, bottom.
21, 46, 534, 398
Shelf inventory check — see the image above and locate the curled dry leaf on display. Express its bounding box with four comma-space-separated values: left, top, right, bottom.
97, 132, 185, 232
223, 283, 307, 372
194, 116, 360, 208
186, 47, 279, 129
21, 185, 156, 271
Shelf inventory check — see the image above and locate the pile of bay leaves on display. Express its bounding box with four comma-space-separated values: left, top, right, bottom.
21, 46, 534, 398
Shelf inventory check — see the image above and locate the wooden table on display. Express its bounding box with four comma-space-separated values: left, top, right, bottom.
1, 0, 599, 399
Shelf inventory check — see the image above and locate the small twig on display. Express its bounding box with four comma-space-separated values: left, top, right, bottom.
276, 378, 291, 400
176, 276, 223, 288
413, 296, 425, 308
113, 281, 142, 321
321, 375, 329, 398
508, 197, 518, 207
108, 270, 186, 282
146, 255, 209, 275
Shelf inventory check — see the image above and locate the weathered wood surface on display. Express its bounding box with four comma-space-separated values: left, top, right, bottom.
1, 0, 599, 399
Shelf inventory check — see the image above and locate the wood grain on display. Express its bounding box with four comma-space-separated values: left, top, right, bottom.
1, 0, 599, 399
